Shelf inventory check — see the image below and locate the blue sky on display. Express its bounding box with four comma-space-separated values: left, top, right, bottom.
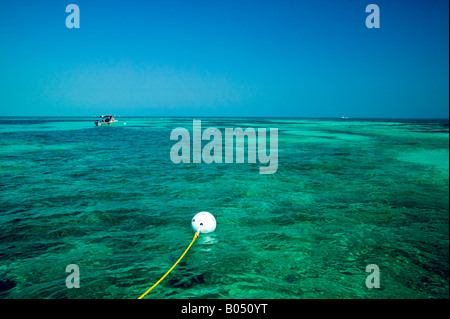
0, 0, 448, 118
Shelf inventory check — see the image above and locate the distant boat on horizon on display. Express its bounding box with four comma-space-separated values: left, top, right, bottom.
94, 115, 118, 126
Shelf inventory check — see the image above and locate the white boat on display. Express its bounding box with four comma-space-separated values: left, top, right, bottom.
95, 115, 118, 126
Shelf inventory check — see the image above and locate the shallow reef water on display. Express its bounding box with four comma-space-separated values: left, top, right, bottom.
0, 117, 448, 299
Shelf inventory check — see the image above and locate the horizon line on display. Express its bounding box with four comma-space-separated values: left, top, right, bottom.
0, 115, 449, 120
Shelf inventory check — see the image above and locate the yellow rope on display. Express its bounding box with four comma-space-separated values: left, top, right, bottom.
138, 230, 200, 299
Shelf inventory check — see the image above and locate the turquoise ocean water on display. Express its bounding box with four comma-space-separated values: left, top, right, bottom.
0, 117, 448, 299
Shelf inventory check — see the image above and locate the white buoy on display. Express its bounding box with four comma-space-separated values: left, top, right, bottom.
191, 211, 216, 234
